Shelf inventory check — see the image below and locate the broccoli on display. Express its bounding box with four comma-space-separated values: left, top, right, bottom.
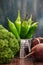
0, 25, 19, 64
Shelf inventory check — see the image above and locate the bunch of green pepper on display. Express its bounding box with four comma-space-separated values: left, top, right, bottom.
8, 10, 38, 40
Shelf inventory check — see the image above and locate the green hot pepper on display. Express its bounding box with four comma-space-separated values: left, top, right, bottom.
20, 21, 30, 39
28, 15, 33, 25
8, 19, 20, 40
26, 22, 38, 39
20, 16, 33, 39
15, 10, 21, 35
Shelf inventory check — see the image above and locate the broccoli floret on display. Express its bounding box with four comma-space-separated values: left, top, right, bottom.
0, 25, 19, 64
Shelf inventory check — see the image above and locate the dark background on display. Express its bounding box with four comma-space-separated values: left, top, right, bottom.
0, 0, 43, 37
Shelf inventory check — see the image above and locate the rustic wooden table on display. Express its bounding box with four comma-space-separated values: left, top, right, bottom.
1, 58, 43, 65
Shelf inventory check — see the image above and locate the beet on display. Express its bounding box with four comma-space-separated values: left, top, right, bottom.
31, 37, 43, 48
31, 44, 43, 61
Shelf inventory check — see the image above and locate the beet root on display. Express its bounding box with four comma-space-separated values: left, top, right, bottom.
31, 37, 43, 48
31, 44, 43, 61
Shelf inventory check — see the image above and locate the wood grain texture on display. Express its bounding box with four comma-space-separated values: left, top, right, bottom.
0, 58, 43, 65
